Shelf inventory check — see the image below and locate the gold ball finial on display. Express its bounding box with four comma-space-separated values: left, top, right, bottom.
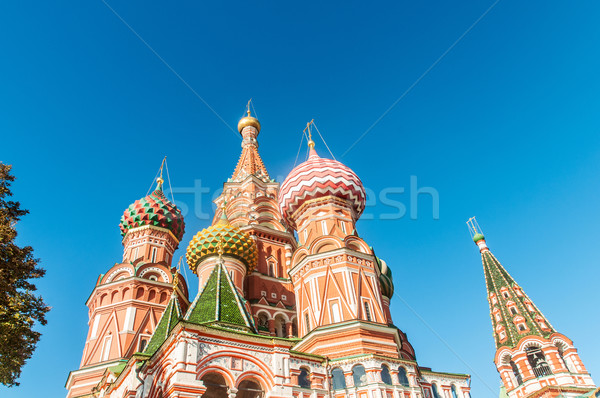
308, 140, 315, 148
156, 176, 165, 191
238, 99, 260, 133
238, 115, 261, 133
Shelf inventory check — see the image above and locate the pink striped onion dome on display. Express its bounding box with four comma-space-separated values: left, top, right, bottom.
279, 145, 366, 226
120, 180, 185, 243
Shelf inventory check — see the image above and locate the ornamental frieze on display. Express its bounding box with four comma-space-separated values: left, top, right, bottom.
293, 253, 376, 281
197, 339, 273, 367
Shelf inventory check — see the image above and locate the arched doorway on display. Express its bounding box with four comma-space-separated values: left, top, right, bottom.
237, 379, 264, 398
201, 373, 228, 398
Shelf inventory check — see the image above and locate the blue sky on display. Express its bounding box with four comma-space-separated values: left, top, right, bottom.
1, 1, 599, 397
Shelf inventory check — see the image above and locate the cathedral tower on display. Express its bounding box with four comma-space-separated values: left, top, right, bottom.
65, 171, 189, 398
212, 106, 298, 338
279, 124, 415, 360
468, 219, 595, 398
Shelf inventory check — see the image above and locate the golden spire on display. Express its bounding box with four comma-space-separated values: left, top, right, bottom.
156, 156, 166, 190
217, 201, 231, 225
217, 234, 225, 262
304, 119, 315, 148
237, 99, 261, 133
172, 256, 182, 295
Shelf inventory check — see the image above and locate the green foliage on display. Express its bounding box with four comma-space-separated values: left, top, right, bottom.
0, 163, 49, 387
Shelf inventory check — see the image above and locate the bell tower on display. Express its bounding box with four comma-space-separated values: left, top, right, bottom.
467, 218, 595, 398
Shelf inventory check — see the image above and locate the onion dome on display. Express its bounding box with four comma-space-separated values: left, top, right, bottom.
120, 178, 185, 242
237, 110, 261, 133
279, 142, 366, 225
376, 257, 394, 299
186, 210, 258, 273
472, 233, 485, 242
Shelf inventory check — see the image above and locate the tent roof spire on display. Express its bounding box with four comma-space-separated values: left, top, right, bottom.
468, 218, 555, 349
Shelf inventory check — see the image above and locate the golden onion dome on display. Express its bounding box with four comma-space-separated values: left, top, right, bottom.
237, 115, 261, 133
186, 212, 257, 273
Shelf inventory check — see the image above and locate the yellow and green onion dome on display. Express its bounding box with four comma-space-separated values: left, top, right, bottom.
376, 257, 394, 299
119, 180, 185, 243
186, 212, 258, 274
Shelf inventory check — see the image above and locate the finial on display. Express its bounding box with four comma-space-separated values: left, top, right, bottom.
304, 119, 315, 148
217, 200, 230, 224
467, 217, 488, 252
303, 119, 319, 158
156, 156, 167, 191
172, 256, 182, 296
237, 100, 261, 133
217, 235, 225, 260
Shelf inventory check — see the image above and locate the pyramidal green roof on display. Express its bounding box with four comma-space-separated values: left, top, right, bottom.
144, 293, 182, 355
481, 248, 555, 348
184, 261, 256, 333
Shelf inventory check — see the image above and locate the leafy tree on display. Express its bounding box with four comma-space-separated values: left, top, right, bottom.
0, 163, 49, 387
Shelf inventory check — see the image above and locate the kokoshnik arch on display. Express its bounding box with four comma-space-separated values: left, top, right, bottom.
64, 108, 595, 398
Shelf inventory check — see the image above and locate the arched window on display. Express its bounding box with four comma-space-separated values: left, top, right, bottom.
352, 364, 367, 387
257, 313, 269, 332
139, 338, 148, 352
510, 307, 518, 315
101, 335, 112, 361
298, 368, 311, 388
201, 373, 228, 398
291, 319, 298, 337
556, 343, 574, 372
510, 361, 523, 385
274, 315, 286, 338
363, 301, 372, 322
268, 262, 275, 277
381, 365, 392, 385
304, 313, 311, 333
331, 367, 346, 390
398, 367, 410, 387
490, 293, 498, 305
237, 379, 264, 398
330, 301, 342, 323
513, 286, 523, 296
159, 292, 168, 304
526, 346, 552, 377
432, 384, 442, 398
451, 385, 459, 398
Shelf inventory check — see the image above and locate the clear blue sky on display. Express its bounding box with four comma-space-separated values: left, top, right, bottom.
1, 1, 599, 397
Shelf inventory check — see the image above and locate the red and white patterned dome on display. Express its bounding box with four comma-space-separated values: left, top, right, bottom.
279, 147, 366, 226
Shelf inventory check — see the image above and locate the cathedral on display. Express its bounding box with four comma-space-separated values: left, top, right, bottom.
64, 109, 595, 398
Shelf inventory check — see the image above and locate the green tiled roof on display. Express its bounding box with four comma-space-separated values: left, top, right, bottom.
144, 293, 182, 355
184, 261, 256, 333
482, 249, 554, 348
